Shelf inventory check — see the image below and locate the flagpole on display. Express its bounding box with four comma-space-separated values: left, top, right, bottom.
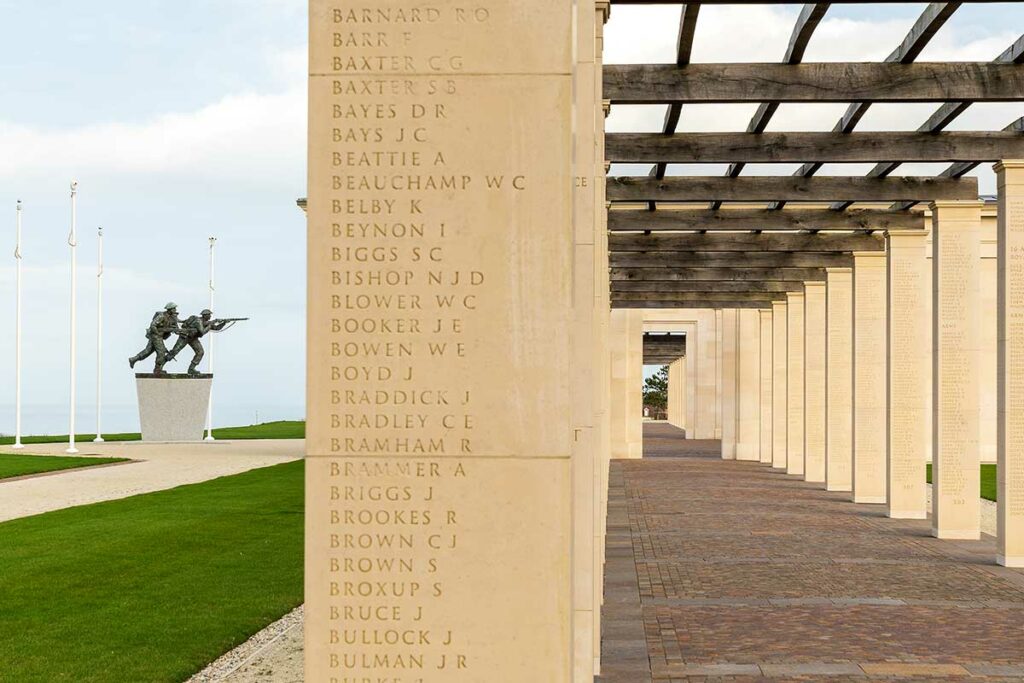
204, 236, 216, 441
67, 182, 79, 454
13, 201, 24, 449
94, 227, 104, 443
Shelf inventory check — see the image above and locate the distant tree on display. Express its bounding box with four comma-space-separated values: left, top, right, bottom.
643, 366, 669, 410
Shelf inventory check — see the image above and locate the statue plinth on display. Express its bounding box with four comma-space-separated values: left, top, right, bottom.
135, 374, 213, 442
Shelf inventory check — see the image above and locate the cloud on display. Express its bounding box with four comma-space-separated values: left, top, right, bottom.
0, 84, 305, 186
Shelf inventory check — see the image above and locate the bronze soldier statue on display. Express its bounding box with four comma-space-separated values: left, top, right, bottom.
129, 302, 181, 374
166, 309, 248, 375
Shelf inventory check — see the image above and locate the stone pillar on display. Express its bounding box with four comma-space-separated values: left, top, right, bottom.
736, 309, 762, 461
571, 1, 598, 675
306, 2, 576, 680
759, 308, 774, 465
771, 300, 789, 470
667, 360, 683, 427
626, 310, 644, 458
678, 358, 688, 431
825, 268, 854, 492
610, 309, 631, 459
593, 5, 610, 671
721, 308, 739, 459
786, 292, 806, 476
932, 201, 983, 539
804, 282, 827, 484
715, 309, 724, 439
685, 326, 698, 434
886, 230, 929, 519
995, 161, 1024, 567
853, 252, 888, 504
981, 220, 999, 466
695, 309, 718, 439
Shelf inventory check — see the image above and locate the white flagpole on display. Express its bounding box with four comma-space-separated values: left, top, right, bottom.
13, 201, 24, 449
204, 236, 216, 441
94, 227, 104, 443
67, 182, 79, 454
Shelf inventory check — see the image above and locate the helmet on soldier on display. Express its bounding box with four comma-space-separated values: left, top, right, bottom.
201, 309, 212, 317
165, 302, 178, 311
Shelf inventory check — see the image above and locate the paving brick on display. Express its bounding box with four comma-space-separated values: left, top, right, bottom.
598, 424, 1024, 682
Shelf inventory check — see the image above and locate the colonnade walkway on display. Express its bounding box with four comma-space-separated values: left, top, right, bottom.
599, 424, 1024, 682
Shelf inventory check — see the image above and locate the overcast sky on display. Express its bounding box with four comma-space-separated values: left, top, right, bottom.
0, 3, 1020, 432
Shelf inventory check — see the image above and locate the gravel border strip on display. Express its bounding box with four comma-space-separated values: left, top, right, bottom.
186, 605, 304, 683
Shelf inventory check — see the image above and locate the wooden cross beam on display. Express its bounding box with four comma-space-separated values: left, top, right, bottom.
608, 208, 922, 232
616, 280, 807, 293
606, 131, 1024, 164
610, 232, 886, 253
608, 176, 979, 203
604, 63, 1024, 104
613, 292, 784, 309
610, 1, 994, 4
612, 267, 829, 282
610, 252, 855, 268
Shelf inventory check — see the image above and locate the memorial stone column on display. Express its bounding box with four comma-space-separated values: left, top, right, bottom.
804, 282, 827, 484
716, 309, 724, 439
627, 310, 644, 458
696, 309, 718, 438
932, 201, 983, 539
678, 356, 689, 432
853, 251, 888, 504
571, 1, 599, 675
667, 361, 682, 427
825, 268, 854, 492
305, 2, 576, 680
594, 3, 611, 669
721, 308, 739, 459
759, 308, 774, 465
737, 308, 762, 461
787, 292, 806, 476
772, 300, 788, 470
610, 309, 631, 459
886, 230, 928, 519
995, 161, 1024, 567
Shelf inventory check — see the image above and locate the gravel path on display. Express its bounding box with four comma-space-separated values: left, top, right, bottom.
0, 439, 304, 522
187, 607, 304, 683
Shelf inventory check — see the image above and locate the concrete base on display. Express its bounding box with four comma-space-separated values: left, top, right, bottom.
136, 374, 213, 443
854, 496, 887, 504
827, 485, 853, 493
998, 555, 1024, 568
932, 528, 981, 540
888, 510, 928, 520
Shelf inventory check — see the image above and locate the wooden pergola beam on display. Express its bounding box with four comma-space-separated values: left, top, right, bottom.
613, 267, 828, 282
610, 232, 885, 253
608, 208, 921, 232
604, 63, 1024, 104
606, 131, 1024, 165
723, 2, 830, 187
651, 3, 701, 193
608, 176, 978, 203
616, 280, 806, 293
611, 252, 854, 268
775, 3, 962, 210
617, 301, 778, 310
610, 0, 995, 4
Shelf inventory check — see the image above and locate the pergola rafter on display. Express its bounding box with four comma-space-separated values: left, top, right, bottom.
604, 1, 1021, 308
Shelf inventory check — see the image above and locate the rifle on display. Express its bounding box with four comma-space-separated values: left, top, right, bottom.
212, 317, 249, 332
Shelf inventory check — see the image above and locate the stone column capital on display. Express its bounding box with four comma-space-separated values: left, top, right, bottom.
804, 281, 826, 290
825, 266, 853, 275
595, 1, 611, 24
929, 199, 985, 217
852, 250, 887, 261
993, 159, 1024, 173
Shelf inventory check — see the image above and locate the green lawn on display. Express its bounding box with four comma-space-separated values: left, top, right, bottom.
926, 463, 997, 502
0, 420, 305, 446
0, 460, 304, 683
0, 454, 129, 481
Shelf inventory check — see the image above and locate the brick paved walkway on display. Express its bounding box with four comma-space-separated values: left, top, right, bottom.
599, 423, 1024, 682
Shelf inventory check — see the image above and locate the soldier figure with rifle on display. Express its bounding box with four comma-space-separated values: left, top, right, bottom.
166, 309, 248, 375
129, 302, 181, 374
